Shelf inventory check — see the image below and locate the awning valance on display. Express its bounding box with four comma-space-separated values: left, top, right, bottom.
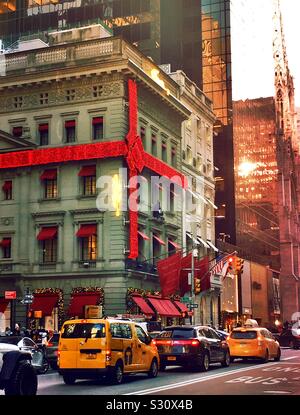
2, 181, 12, 191
168, 240, 180, 250
132, 296, 154, 316
138, 231, 150, 241
174, 301, 188, 313
37, 227, 58, 241
30, 294, 58, 316
68, 292, 100, 317
76, 224, 97, 238
78, 165, 96, 177
147, 297, 181, 317
0, 299, 9, 313
92, 117, 103, 125
153, 235, 166, 246
40, 169, 57, 180
0, 238, 11, 248
65, 120, 76, 128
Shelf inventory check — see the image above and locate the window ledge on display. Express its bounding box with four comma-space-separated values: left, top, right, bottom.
76, 194, 97, 200
38, 197, 61, 203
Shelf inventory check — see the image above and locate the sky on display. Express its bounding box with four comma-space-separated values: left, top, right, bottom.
231, 0, 300, 108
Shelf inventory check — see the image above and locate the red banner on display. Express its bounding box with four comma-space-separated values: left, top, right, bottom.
157, 252, 183, 297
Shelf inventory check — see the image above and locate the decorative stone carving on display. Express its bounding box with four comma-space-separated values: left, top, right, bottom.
0, 217, 14, 226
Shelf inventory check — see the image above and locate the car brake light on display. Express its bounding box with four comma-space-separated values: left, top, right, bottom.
105, 350, 112, 362
156, 339, 200, 346
47, 342, 53, 347
152, 339, 157, 346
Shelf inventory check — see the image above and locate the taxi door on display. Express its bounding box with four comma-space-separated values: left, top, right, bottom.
59, 321, 80, 369
109, 322, 136, 372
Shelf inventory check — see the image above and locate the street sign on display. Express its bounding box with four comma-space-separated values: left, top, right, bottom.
5, 291, 16, 300
181, 297, 190, 303
189, 304, 199, 309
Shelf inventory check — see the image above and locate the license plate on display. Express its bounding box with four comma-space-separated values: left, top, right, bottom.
86, 354, 97, 359
167, 356, 176, 361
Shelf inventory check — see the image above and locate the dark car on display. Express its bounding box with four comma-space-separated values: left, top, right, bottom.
154, 325, 230, 372
45, 333, 59, 369
273, 328, 300, 349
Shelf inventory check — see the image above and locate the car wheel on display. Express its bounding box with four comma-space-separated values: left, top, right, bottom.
199, 352, 210, 372
274, 348, 281, 362
262, 349, 269, 363
289, 340, 296, 350
148, 358, 158, 378
221, 351, 230, 367
5, 361, 38, 396
108, 362, 123, 385
37, 357, 49, 375
63, 374, 76, 385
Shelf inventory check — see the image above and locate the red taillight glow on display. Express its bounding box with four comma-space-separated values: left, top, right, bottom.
155, 339, 199, 346
152, 340, 157, 346
47, 343, 53, 347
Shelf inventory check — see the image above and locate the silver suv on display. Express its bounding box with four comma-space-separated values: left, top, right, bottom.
0, 342, 38, 395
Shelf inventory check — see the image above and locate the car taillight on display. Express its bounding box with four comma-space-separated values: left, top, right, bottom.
105, 350, 112, 362
257, 337, 263, 346
155, 339, 200, 346
47, 342, 53, 347
152, 339, 157, 346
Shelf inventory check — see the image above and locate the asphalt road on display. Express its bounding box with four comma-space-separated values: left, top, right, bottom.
13, 347, 300, 396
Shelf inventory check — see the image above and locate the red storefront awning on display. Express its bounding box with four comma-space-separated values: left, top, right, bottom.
76, 224, 97, 238
68, 292, 100, 317
39, 124, 48, 132
147, 297, 181, 317
65, 120, 76, 128
37, 227, 58, 241
132, 296, 154, 316
0, 238, 11, 248
0, 299, 9, 313
168, 240, 181, 250
174, 301, 188, 313
78, 165, 96, 177
2, 181, 12, 191
30, 294, 58, 316
153, 235, 166, 246
92, 117, 103, 125
138, 231, 150, 241
40, 169, 57, 180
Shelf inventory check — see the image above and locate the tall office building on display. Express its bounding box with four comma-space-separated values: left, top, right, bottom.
0, 0, 236, 243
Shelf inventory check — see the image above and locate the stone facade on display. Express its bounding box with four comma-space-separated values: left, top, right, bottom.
0, 35, 190, 329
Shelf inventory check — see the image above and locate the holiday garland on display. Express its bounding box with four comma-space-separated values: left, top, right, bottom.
29, 287, 64, 328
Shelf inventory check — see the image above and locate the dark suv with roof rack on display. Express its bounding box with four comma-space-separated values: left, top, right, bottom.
153, 325, 230, 372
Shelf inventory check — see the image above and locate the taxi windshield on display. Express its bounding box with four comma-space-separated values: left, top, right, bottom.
61, 323, 106, 339
230, 331, 257, 339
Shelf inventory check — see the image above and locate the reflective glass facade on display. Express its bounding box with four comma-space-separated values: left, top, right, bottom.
201, 0, 235, 243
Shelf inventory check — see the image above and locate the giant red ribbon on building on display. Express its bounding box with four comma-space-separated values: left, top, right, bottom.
0, 79, 186, 259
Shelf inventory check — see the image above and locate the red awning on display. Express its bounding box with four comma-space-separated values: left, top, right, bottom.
68, 292, 100, 317
147, 297, 181, 317
138, 231, 150, 241
39, 124, 48, 132
76, 224, 97, 238
2, 181, 12, 191
12, 127, 23, 136
153, 235, 166, 246
92, 117, 103, 125
0, 299, 9, 313
30, 294, 58, 316
174, 301, 188, 313
132, 296, 154, 316
168, 240, 181, 249
40, 169, 57, 180
0, 238, 11, 248
37, 227, 58, 241
78, 165, 96, 177
65, 120, 76, 128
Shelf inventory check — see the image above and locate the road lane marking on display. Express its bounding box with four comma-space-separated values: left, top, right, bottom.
282, 356, 299, 360
126, 356, 299, 395
264, 391, 292, 394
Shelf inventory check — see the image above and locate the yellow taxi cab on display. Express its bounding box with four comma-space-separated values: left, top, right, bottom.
227, 320, 281, 363
57, 318, 159, 385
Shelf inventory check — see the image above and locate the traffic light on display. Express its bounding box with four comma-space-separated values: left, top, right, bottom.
194, 277, 201, 294
236, 257, 244, 274
227, 256, 234, 272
